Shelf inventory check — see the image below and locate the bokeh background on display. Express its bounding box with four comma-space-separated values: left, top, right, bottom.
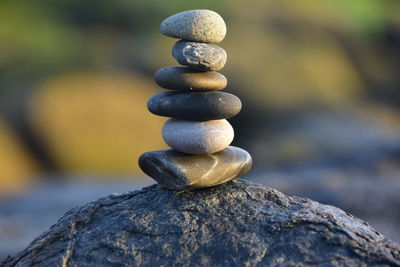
1, 0, 400, 259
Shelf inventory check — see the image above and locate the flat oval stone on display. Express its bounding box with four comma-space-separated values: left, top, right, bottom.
147, 91, 241, 121
162, 119, 234, 154
160, 9, 226, 43
154, 67, 227, 91
172, 41, 227, 71
138, 146, 252, 190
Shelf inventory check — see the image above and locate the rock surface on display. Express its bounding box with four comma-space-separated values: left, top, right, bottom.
147, 91, 241, 121
160, 9, 226, 43
154, 67, 227, 91
172, 41, 227, 71
139, 146, 252, 190
249, 167, 400, 244
3, 180, 400, 266
162, 119, 234, 154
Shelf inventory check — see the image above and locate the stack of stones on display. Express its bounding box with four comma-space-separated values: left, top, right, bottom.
139, 9, 252, 191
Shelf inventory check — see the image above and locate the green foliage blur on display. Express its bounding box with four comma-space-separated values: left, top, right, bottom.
0, 0, 400, 195
1, 0, 398, 92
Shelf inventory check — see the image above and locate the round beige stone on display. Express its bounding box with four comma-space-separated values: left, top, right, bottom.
162, 119, 234, 154
160, 9, 227, 43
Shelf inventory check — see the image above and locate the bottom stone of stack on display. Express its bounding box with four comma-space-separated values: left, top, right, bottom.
138, 146, 252, 190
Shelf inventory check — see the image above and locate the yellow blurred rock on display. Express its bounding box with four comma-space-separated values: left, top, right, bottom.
223, 0, 365, 110
0, 119, 38, 197
29, 72, 167, 175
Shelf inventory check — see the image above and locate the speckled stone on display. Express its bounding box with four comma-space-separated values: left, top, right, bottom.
160, 9, 226, 43
147, 91, 241, 121
172, 41, 227, 71
162, 119, 234, 154
138, 146, 252, 190
154, 67, 227, 91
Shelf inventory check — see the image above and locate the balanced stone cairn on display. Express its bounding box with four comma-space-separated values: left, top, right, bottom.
139, 10, 252, 190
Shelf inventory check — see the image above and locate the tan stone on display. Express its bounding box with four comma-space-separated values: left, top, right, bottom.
160, 9, 226, 43
154, 67, 227, 91
162, 119, 234, 154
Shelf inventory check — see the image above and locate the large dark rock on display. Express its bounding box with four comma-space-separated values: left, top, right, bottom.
250, 167, 400, 243
2, 180, 400, 266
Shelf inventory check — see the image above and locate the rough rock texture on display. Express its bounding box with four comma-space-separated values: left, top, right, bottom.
154, 67, 227, 91
162, 119, 234, 154
172, 41, 227, 71
147, 91, 242, 121
2, 180, 400, 267
0, 179, 153, 259
160, 9, 226, 43
249, 167, 400, 244
139, 146, 252, 190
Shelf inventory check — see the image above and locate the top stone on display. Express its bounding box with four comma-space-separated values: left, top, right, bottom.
160, 10, 227, 43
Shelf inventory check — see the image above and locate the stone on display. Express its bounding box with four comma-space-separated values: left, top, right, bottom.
162, 119, 233, 154
160, 9, 226, 43
154, 67, 227, 91
139, 146, 252, 190
3, 180, 400, 266
172, 41, 227, 71
147, 91, 241, 121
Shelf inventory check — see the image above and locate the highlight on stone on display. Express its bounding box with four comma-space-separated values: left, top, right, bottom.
139, 9, 252, 190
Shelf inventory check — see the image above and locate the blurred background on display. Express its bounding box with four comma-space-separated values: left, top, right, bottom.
1, 0, 400, 259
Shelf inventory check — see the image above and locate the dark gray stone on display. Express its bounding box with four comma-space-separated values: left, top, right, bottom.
3, 180, 400, 266
160, 9, 226, 43
172, 41, 227, 71
147, 91, 241, 121
154, 67, 227, 91
138, 146, 252, 190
